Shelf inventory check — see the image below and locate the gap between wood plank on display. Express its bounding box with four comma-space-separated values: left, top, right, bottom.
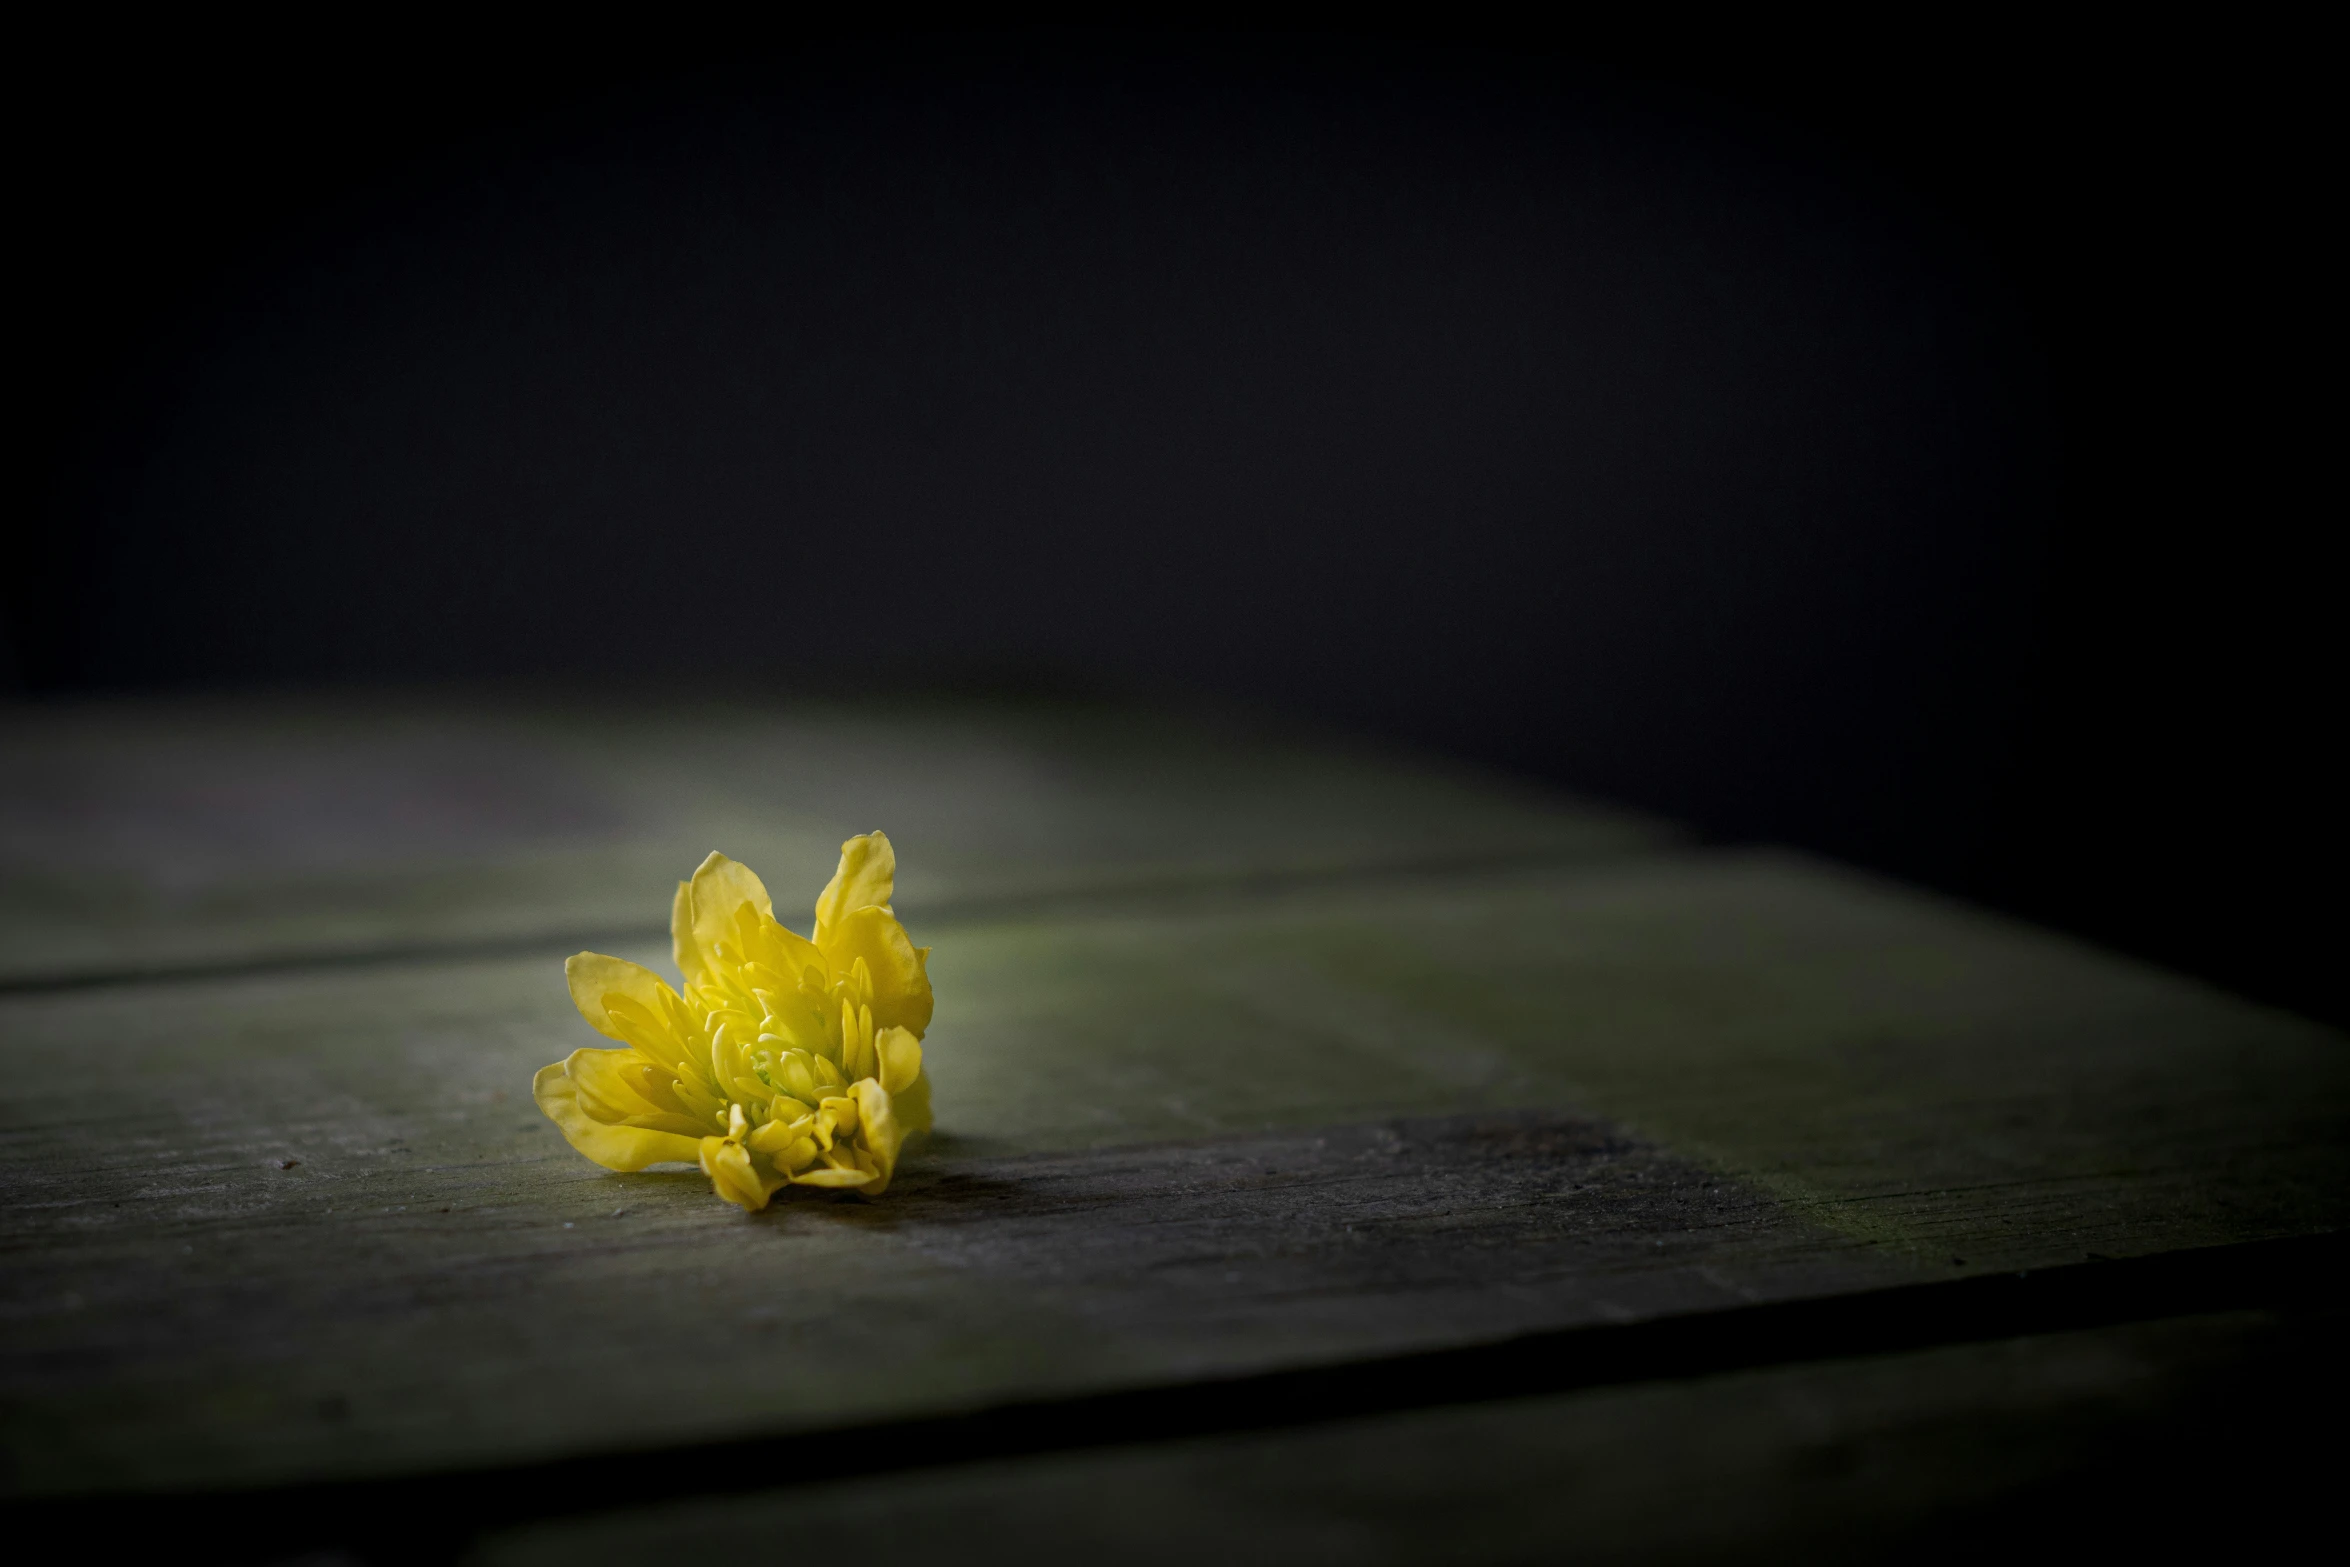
15, 1231, 2340, 1560
0, 841, 1681, 996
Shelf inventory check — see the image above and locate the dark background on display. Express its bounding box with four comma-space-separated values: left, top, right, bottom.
6, 23, 2335, 1022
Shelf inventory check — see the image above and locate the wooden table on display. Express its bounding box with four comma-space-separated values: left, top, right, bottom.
4, 693, 2343, 1562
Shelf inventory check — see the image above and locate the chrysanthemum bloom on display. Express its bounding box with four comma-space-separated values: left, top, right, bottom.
534, 833, 934, 1210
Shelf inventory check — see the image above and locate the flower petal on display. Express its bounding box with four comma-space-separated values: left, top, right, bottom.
688, 853, 776, 974
534, 1058, 705, 1171
852, 1078, 904, 1195
565, 953, 682, 1043
699, 1136, 784, 1212
671, 880, 701, 986
546, 840, 934, 1208
814, 832, 896, 939
566, 1048, 709, 1137
819, 906, 934, 1037
744, 918, 825, 976
890, 1069, 933, 1146
789, 1166, 876, 1188
599, 995, 692, 1075
877, 1026, 923, 1095
746, 1112, 812, 1155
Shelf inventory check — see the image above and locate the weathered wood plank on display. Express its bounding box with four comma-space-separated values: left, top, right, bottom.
0, 1102, 1899, 1495
0, 693, 1667, 983
4, 852, 2341, 1497
927, 852, 2350, 1259
467, 1307, 2344, 1567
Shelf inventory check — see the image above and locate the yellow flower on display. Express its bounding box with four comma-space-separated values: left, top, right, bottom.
534, 833, 934, 1210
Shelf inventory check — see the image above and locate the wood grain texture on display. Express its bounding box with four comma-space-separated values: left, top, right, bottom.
923, 852, 2350, 1261
5, 851, 2341, 1498
468, 1307, 2346, 1567
0, 693, 1666, 983
0, 1102, 1896, 1496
